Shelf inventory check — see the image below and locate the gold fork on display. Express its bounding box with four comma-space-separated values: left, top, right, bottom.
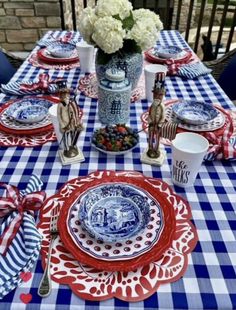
38, 205, 59, 297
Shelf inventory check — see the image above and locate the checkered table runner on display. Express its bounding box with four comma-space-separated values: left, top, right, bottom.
0, 30, 235, 310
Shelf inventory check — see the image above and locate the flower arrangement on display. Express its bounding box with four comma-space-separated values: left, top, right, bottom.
78, 0, 163, 57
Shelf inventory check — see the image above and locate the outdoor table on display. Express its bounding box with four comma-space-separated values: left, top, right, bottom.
0, 30, 235, 310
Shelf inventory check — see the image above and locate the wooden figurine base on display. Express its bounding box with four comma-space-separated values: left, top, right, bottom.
59, 148, 85, 166
141, 148, 166, 166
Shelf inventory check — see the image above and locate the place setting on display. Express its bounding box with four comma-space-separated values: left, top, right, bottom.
145, 44, 212, 78
1, 0, 236, 307
0, 96, 59, 147
141, 99, 236, 161
29, 40, 80, 70
0, 78, 85, 148
37, 170, 198, 301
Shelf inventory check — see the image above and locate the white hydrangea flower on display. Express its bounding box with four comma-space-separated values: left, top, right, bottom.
77, 7, 97, 44
133, 8, 163, 31
92, 16, 126, 54
126, 18, 159, 51
96, 0, 133, 20
77, 3, 163, 54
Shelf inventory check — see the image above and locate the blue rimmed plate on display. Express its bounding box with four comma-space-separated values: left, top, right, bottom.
6, 97, 52, 124
154, 45, 183, 59
46, 41, 76, 58
78, 183, 151, 243
172, 100, 219, 125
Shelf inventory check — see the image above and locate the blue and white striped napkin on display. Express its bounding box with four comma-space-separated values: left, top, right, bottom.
0, 211, 42, 299
1, 79, 58, 96
177, 61, 212, 79
0, 175, 44, 299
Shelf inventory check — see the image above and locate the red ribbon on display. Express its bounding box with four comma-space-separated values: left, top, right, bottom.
166, 59, 182, 75
165, 51, 195, 75
20, 73, 61, 92
0, 183, 46, 255
202, 109, 236, 160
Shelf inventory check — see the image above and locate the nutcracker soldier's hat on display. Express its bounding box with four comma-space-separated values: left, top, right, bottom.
154, 72, 165, 90
152, 71, 166, 99
56, 80, 70, 93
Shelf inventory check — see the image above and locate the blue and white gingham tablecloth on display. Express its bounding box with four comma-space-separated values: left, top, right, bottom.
0, 30, 235, 310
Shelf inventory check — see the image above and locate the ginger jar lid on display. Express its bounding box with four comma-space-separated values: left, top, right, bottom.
100, 68, 130, 90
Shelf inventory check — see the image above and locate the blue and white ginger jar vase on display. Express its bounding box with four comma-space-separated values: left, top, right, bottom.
95, 49, 143, 90
98, 68, 131, 125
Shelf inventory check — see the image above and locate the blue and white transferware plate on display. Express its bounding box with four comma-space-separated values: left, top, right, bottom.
172, 100, 218, 125
67, 183, 164, 261
46, 41, 76, 58
6, 98, 52, 124
154, 45, 183, 59
78, 183, 151, 243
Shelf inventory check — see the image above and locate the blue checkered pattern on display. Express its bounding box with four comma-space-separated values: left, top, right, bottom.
0, 30, 235, 309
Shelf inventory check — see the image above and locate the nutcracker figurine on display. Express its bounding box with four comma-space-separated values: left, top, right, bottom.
141, 72, 167, 166
56, 80, 85, 165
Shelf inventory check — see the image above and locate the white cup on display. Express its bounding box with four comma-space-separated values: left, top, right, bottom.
48, 104, 63, 149
76, 41, 94, 73
171, 132, 209, 188
144, 64, 168, 102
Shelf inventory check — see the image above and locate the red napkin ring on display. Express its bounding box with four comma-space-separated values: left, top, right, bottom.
202, 107, 236, 160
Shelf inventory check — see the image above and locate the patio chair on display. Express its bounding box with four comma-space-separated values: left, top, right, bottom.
0, 46, 24, 85
204, 48, 236, 102
0, 46, 23, 69
204, 48, 236, 81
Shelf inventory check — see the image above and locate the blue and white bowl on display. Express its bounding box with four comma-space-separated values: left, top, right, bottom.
172, 100, 218, 125
12, 105, 48, 124
78, 183, 151, 243
46, 41, 76, 58
154, 45, 183, 59
6, 98, 52, 124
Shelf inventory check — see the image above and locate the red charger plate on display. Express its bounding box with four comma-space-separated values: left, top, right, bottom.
145, 48, 192, 65
37, 48, 79, 64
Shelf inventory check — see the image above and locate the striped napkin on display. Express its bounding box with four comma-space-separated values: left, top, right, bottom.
1, 73, 59, 96
0, 212, 41, 299
177, 61, 212, 79
0, 175, 45, 299
37, 33, 77, 48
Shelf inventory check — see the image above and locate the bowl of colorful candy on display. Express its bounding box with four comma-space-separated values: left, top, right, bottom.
91, 124, 139, 155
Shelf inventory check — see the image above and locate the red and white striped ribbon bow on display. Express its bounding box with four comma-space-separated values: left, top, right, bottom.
203, 109, 236, 160
166, 59, 182, 75
0, 183, 46, 256
20, 73, 61, 92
